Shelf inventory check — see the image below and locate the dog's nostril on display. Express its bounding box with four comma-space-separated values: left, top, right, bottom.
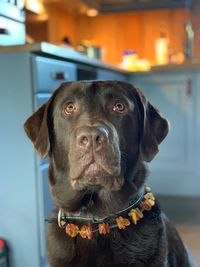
96, 135, 103, 144
78, 135, 89, 147
93, 133, 106, 149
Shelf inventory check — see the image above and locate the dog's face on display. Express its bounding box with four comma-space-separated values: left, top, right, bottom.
49, 81, 141, 192
24, 81, 169, 214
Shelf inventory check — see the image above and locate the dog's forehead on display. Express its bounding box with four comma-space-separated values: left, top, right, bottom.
54, 80, 134, 103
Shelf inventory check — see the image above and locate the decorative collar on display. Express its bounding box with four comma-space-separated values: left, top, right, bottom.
47, 186, 155, 239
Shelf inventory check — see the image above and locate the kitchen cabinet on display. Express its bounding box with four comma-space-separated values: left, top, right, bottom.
32, 56, 77, 91
97, 68, 127, 81
0, 52, 40, 267
0, 52, 77, 267
130, 70, 199, 196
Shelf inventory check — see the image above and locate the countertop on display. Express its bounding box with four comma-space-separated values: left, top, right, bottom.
0, 42, 128, 74
142, 60, 200, 73
1, 42, 200, 74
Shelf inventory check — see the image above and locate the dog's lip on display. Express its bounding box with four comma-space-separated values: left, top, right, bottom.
71, 179, 81, 190
84, 161, 120, 177
70, 172, 124, 191
71, 159, 120, 180
70, 159, 122, 191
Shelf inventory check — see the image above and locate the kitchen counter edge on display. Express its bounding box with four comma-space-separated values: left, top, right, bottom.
1, 43, 200, 75
0, 42, 129, 74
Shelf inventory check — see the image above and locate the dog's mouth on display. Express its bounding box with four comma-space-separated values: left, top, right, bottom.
70, 161, 124, 192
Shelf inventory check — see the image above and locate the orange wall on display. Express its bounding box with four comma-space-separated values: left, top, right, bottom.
76, 8, 190, 64
26, 20, 48, 42
45, 4, 78, 46
28, 4, 200, 65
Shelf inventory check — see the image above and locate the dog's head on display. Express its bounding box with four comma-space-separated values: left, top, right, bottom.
24, 81, 169, 214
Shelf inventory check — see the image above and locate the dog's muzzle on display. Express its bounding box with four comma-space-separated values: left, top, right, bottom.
69, 124, 122, 191
76, 125, 110, 152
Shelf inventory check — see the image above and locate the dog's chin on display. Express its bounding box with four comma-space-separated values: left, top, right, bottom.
70, 162, 124, 192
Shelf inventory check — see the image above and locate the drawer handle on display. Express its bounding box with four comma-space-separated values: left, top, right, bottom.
0, 28, 10, 35
51, 72, 69, 81
185, 77, 192, 97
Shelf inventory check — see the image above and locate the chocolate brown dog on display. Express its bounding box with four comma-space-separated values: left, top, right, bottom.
24, 81, 193, 267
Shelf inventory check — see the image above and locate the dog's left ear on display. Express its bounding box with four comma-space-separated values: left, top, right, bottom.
134, 87, 169, 162
24, 96, 53, 158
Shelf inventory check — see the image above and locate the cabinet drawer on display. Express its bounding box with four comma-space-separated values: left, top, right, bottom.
0, 16, 25, 45
32, 56, 77, 92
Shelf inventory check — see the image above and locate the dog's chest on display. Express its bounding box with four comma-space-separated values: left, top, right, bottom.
70, 226, 160, 267
47, 209, 163, 267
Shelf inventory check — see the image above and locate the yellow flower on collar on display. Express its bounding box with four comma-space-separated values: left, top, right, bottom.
128, 208, 143, 224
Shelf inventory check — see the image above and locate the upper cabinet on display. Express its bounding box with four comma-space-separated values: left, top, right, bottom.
0, 0, 25, 22
0, 1, 25, 45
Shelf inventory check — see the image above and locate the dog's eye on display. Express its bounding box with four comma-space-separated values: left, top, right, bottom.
113, 102, 126, 113
64, 103, 76, 115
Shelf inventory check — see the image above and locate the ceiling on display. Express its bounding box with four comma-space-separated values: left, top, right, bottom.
82, 0, 192, 12
41, 0, 192, 14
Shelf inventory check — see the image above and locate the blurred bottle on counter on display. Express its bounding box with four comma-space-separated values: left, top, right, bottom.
184, 21, 194, 60
155, 24, 169, 65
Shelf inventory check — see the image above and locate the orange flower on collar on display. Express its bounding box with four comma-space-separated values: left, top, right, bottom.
116, 216, 130, 229
140, 192, 155, 211
144, 193, 155, 206
65, 223, 79, 237
80, 225, 94, 239
99, 223, 110, 235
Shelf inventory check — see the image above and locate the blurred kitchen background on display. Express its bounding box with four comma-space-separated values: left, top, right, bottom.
0, 0, 200, 266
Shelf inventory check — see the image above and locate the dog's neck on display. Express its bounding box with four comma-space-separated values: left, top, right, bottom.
58, 186, 145, 226
47, 185, 155, 239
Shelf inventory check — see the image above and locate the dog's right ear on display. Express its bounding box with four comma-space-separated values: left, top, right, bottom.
24, 97, 53, 158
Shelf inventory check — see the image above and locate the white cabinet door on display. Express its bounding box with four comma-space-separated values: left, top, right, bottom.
132, 72, 198, 196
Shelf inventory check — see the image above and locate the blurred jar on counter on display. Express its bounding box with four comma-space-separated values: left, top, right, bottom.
122, 49, 139, 69
77, 40, 103, 60
121, 50, 150, 71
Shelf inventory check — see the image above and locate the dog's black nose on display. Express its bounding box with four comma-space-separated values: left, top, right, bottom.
77, 126, 109, 150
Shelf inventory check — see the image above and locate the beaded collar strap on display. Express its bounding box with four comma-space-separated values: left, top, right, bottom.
48, 186, 155, 239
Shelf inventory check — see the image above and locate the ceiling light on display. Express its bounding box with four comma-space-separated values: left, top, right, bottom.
86, 8, 98, 17
26, 0, 45, 14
